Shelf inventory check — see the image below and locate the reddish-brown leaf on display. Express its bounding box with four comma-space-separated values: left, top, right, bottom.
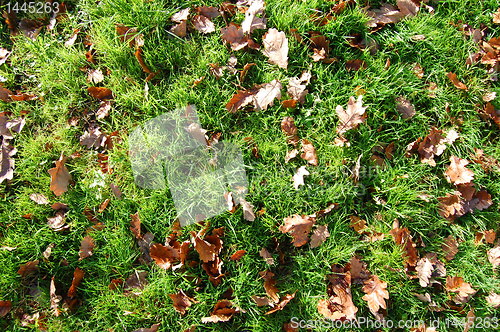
361, 275, 389, 320
48, 153, 72, 196
169, 290, 197, 315
446, 72, 468, 90
444, 156, 474, 185
442, 235, 459, 261
130, 212, 141, 239
87, 87, 113, 100
78, 236, 95, 261
18, 260, 39, 277
300, 139, 318, 166
0, 300, 12, 317
281, 116, 299, 146
279, 214, 316, 247
201, 300, 240, 323
229, 250, 247, 261
445, 276, 476, 304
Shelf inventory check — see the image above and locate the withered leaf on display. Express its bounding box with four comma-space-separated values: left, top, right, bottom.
260, 270, 280, 303
345, 59, 367, 71
150, 243, 180, 270
395, 96, 416, 119
80, 125, 108, 150
444, 156, 474, 185
221, 23, 251, 51
78, 236, 95, 261
201, 300, 240, 323
240, 198, 255, 221
318, 264, 358, 320
486, 292, 500, 308
30, 193, 49, 205
197, 6, 221, 19
416, 257, 434, 287
241, 0, 266, 34
292, 165, 309, 190
0, 300, 12, 318
438, 192, 465, 220
87, 87, 113, 100
259, 248, 274, 265
67, 267, 85, 299
281, 116, 299, 146
192, 233, 217, 263
230, 250, 247, 261
18, 260, 39, 277
349, 216, 367, 234
50, 277, 62, 317
192, 15, 215, 34
130, 212, 141, 239
390, 223, 418, 267
87, 69, 104, 84
446, 72, 468, 90
47, 211, 69, 231
262, 28, 288, 69
0, 140, 16, 183
310, 225, 330, 248
336, 95, 367, 137
115, 24, 143, 48
286, 71, 311, 104
300, 139, 318, 166
265, 292, 296, 314
361, 275, 389, 320
169, 290, 197, 315
442, 235, 459, 261
132, 324, 160, 332
445, 276, 476, 304
487, 246, 500, 268
226, 79, 281, 112
279, 214, 315, 247
48, 153, 72, 196
171, 8, 190, 23
124, 270, 148, 291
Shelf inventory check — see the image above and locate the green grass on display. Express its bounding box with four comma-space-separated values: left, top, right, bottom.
1, 0, 499, 331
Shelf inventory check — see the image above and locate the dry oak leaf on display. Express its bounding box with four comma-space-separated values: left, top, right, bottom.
130, 212, 141, 239
279, 214, 316, 247
169, 290, 197, 315
87, 69, 104, 84
78, 236, 95, 261
48, 153, 72, 196
446, 72, 468, 90
336, 95, 367, 137
262, 28, 288, 69
201, 300, 240, 323
300, 139, 318, 166
221, 23, 255, 51
486, 292, 500, 308
310, 225, 330, 248
171, 8, 190, 23
30, 193, 49, 205
226, 79, 282, 112
50, 277, 62, 317
438, 192, 465, 220
47, 211, 69, 231
241, 0, 266, 34
260, 270, 280, 303
487, 246, 500, 268
444, 156, 474, 185
18, 260, 39, 277
0, 140, 17, 183
192, 232, 217, 263
365, 3, 405, 30
0, 300, 11, 318
281, 116, 299, 146
494, 8, 500, 24
445, 276, 476, 304
132, 324, 160, 332
259, 248, 274, 265
87, 87, 113, 100
240, 198, 255, 221
285, 71, 311, 105
318, 264, 358, 320
230, 250, 247, 261
416, 257, 433, 287
265, 292, 296, 315
150, 243, 181, 270
192, 15, 216, 34
442, 235, 459, 261
395, 96, 416, 119
292, 165, 309, 190
361, 275, 389, 320
390, 223, 418, 267
80, 125, 108, 150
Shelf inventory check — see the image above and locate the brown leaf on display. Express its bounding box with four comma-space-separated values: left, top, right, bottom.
335, 95, 367, 137
192, 233, 217, 263
98, 198, 110, 213
416, 257, 434, 287
349, 216, 367, 234
286, 71, 311, 104
47, 211, 69, 231
50, 277, 62, 317
260, 270, 280, 303
221, 23, 251, 51
345, 59, 367, 71
292, 165, 309, 190
130, 212, 141, 239
365, 3, 405, 30
230, 250, 247, 261
442, 235, 459, 261
413, 63, 424, 79
395, 96, 416, 119
279, 214, 316, 247
240, 198, 255, 221
67, 267, 85, 298
349, 256, 371, 284
48, 153, 72, 196
115, 24, 143, 48
80, 125, 108, 150
252, 295, 273, 307
310, 225, 330, 248
438, 192, 465, 220
124, 270, 148, 291
446, 72, 468, 90
87, 87, 113, 100
0, 140, 17, 183
192, 15, 215, 34
262, 28, 288, 69
445, 276, 476, 304
171, 8, 190, 23
0, 300, 12, 317
390, 223, 418, 267
86, 68, 104, 84
486, 292, 500, 308
265, 292, 296, 314
241, 0, 266, 34
487, 246, 500, 268
226, 79, 281, 112
132, 324, 160, 332
170, 20, 187, 38
149, 243, 180, 270
259, 248, 274, 265
201, 300, 239, 323
445, 156, 474, 185
239, 62, 256, 83
318, 264, 358, 320
281, 116, 299, 146
169, 290, 196, 315
196, 6, 221, 19
361, 275, 389, 320
78, 236, 95, 261
29, 193, 49, 205
300, 139, 318, 166
18, 260, 39, 277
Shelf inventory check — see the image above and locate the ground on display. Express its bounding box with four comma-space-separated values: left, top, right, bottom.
0, 0, 499, 331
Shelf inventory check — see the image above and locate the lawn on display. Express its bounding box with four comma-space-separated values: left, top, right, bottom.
0, 0, 499, 331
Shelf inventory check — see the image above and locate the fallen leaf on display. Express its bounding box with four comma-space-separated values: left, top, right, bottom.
48, 153, 72, 196
395, 96, 416, 119
50, 277, 62, 317
336, 95, 367, 137
230, 250, 247, 261
260, 270, 280, 303
292, 165, 309, 190
47, 211, 69, 231
192, 233, 217, 263
446, 72, 468, 90
201, 300, 240, 323
300, 139, 318, 166
87, 69, 104, 84
416, 257, 434, 287
43, 243, 55, 259
345, 59, 367, 71
318, 264, 358, 320
486, 292, 500, 308
170, 20, 187, 38
30, 193, 49, 204
285, 149, 299, 163
281, 116, 299, 146
149, 243, 181, 270
67, 267, 85, 299
18, 260, 39, 277
259, 248, 274, 265
444, 156, 474, 185
310, 225, 330, 248
0, 140, 17, 183
442, 235, 459, 261
169, 290, 197, 315
132, 324, 160, 332
286, 71, 311, 104
130, 212, 141, 239
78, 236, 95, 261
88, 87, 113, 100
240, 198, 255, 221
487, 246, 500, 268
171, 8, 190, 23
221, 23, 252, 51
0, 300, 12, 317
115, 24, 143, 48
226, 79, 282, 112
445, 276, 476, 304
390, 223, 418, 267
361, 275, 389, 320
192, 15, 215, 34
265, 292, 295, 314
124, 270, 148, 292
279, 214, 315, 247
262, 28, 288, 69
413, 63, 424, 78
349, 216, 367, 234
241, 0, 266, 34
196, 6, 221, 19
